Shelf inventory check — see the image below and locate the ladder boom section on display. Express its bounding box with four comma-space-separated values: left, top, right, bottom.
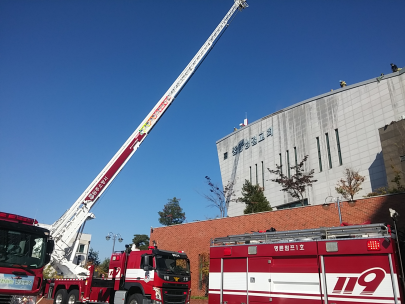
50, 0, 248, 270
212, 223, 389, 246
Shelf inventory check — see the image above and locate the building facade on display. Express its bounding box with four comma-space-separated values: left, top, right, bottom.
379, 119, 405, 190
70, 233, 91, 266
216, 70, 405, 216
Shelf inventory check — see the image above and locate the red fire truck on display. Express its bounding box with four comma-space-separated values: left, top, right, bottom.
209, 222, 404, 304
0, 212, 54, 304
42, 245, 191, 304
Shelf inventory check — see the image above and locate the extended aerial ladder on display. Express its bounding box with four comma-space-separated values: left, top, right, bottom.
49, 0, 249, 278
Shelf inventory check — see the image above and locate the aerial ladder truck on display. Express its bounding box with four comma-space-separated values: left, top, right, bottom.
48, 0, 248, 279
1, 1, 248, 304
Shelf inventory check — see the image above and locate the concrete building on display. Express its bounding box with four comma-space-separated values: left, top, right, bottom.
70, 233, 91, 266
216, 70, 405, 216
379, 119, 405, 190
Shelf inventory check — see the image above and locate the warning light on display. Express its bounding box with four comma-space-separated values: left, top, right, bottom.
112, 255, 120, 261
367, 240, 381, 251
0, 212, 38, 225
224, 248, 232, 256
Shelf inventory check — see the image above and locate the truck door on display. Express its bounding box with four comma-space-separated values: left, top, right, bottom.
248, 257, 271, 304
269, 243, 322, 304
223, 258, 247, 304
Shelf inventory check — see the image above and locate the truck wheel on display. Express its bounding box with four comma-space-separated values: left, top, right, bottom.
54, 289, 68, 304
67, 290, 79, 304
127, 293, 144, 304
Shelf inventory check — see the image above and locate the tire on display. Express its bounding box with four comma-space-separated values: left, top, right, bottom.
54, 289, 68, 304
127, 293, 144, 304
67, 290, 79, 304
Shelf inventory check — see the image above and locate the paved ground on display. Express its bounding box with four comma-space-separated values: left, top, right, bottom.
191, 299, 208, 304
38, 297, 208, 304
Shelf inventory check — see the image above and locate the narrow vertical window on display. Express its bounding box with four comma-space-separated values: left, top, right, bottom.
286, 150, 290, 178
78, 244, 85, 253
255, 164, 258, 185
326, 133, 332, 169
249, 166, 252, 183
294, 147, 298, 167
261, 161, 264, 190
316, 137, 322, 172
279, 153, 283, 174
335, 129, 343, 166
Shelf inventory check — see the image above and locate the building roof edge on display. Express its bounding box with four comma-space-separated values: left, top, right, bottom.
216, 71, 403, 144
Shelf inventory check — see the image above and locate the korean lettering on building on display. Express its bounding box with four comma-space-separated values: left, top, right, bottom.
232, 127, 273, 156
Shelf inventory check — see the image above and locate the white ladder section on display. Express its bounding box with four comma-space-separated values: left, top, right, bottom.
50, 0, 249, 278
211, 223, 390, 246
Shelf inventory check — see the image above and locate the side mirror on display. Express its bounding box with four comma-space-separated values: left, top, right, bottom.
143, 256, 153, 271
45, 239, 54, 264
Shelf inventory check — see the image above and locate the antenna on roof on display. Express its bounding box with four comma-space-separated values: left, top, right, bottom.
239, 113, 248, 127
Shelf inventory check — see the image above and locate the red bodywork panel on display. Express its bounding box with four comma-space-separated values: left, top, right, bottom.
0, 266, 44, 295
209, 236, 403, 304
85, 133, 146, 201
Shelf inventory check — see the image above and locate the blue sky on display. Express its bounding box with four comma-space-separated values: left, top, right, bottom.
1, 0, 404, 260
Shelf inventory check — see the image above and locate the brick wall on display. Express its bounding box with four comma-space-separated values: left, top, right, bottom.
149, 193, 405, 296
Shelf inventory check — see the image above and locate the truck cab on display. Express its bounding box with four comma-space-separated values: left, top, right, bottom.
0, 212, 54, 304
109, 246, 191, 304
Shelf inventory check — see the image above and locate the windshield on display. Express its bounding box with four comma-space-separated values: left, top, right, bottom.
0, 228, 46, 269
155, 254, 190, 275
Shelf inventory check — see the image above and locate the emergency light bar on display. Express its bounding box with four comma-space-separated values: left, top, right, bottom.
0, 212, 38, 225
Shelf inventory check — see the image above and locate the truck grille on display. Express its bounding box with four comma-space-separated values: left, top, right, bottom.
0, 294, 12, 304
162, 283, 188, 289
162, 289, 187, 304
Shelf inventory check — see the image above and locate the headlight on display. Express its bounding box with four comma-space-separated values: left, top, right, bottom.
11, 295, 37, 304
153, 287, 162, 301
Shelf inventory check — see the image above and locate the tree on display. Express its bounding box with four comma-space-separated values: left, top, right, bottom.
158, 197, 186, 226
335, 168, 365, 201
365, 166, 404, 196
238, 180, 272, 214
87, 248, 100, 266
132, 234, 150, 250
97, 258, 110, 277
43, 264, 63, 279
200, 176, 236, 217
198, 252, 210, 296
268, 155, 317, 206
389, 166, 405, 193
